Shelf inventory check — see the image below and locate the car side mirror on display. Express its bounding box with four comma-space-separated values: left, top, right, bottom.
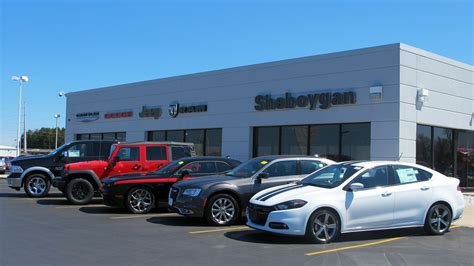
180, 169, 191, 177
255, 172, 269, 184
350, 183, 364, 191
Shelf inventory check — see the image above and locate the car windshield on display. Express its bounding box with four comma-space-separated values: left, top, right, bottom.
300, 164, 362, 188
225, 158, 273, 178
48, 143, 69, 156
154, 160, 183, 175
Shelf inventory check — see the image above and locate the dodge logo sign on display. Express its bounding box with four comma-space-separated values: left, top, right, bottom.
168, 103, 179, 118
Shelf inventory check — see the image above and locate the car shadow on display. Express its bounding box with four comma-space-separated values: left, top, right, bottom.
147, 216, 247, 227
0, 192, 64, 198
36, 198, 103, 206
224, 227, 427, 245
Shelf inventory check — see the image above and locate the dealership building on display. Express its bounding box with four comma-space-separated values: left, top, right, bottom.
65, 43, 474, 187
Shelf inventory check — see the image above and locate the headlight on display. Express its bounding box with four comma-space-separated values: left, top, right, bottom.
182, 188, 201, 197
10, 165, 23, 173
273, 199, 307, 210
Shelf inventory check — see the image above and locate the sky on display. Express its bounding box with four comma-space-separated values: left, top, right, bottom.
0, 0, 473, 147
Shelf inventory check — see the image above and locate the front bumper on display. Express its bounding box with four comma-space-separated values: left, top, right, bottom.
52, 177, 66, 191
246, 206, 308, 236
169, 195, 205, 218
7, 173, 22, 189
101, 186, 125, 207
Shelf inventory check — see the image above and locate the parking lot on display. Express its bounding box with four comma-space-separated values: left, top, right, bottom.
1, 178, 473, 266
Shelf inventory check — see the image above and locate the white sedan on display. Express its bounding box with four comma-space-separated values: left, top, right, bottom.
247, 161, 465, 244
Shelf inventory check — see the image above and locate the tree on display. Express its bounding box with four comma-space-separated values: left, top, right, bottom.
21, 127, 65, 149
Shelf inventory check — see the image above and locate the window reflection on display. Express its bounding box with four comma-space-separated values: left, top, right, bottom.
255, 127, 279, 156
310, 125, 339, 160
341, 124, 370, 161
281, 126, 308, 155
416, 125, 432, 167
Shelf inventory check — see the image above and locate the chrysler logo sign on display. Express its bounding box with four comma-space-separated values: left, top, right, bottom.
76, 112, 100, 122
168, 102, 208, 118
255, 91, 356, 111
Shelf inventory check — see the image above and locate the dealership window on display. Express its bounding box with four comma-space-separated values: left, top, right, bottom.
254, 127, 280, 156
416, 124, 473, 187
281, 126, 308, 155
147, 128, 222, 156
253, 123, 370, 161
416, 125, 432, 167
75, 132, 126, 142
341, 123, 370, 161
309, 125, 339, 161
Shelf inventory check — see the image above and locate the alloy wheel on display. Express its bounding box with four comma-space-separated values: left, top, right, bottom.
429, 205, 451, 234
27, 177, 47, 196
211, 198, 236, 224
129, 188, 153, 213
71, 182, 90, 200
313, 212, 337, 242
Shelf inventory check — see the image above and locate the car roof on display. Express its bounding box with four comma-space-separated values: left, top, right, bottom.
177, 156, 238, 162
119, 141, 194, 146
340, 160, 436, 172
254, 155, 323, 160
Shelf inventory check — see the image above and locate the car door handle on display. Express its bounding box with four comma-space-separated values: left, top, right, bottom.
420, 186, 430, 191
381, 191, 392, 197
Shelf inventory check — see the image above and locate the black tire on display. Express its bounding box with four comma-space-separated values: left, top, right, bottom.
23, 173, 50, 198
65, 178, 94, 205
305, 209, 340, 244
125, 187, 155, 214
204, 193, 240, 226
424, 203, 452, 235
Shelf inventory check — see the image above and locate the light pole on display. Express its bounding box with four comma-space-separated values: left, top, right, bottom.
54, 114, 61, 149
11, 75, 29, 156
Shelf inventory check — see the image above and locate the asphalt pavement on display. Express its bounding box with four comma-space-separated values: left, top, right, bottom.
1, 179, 473, 266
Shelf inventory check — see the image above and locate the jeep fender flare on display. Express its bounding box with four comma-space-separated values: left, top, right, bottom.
20, 167, 55, 185
66, 170, 102, 188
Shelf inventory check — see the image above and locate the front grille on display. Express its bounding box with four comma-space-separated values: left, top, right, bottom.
170, 187, 180, 201
247, 203, 273, 225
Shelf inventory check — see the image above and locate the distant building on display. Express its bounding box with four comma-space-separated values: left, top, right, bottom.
0, 145, 16, 157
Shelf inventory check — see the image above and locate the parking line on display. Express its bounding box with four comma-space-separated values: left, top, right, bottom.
189, 226, 250, 234
305, 225, 463, 256
109, 213, 178, 220
305, 237, 406, 256
55, 204, 104, 209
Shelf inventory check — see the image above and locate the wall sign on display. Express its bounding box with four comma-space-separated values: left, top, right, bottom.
254, 91, 356, 111
139, 106, 162, 119
104, 111, 133, 119
76, 112, 100, 122
168, 103, 208, 118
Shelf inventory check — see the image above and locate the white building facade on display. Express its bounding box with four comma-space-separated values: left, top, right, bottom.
65, 43, 474, 186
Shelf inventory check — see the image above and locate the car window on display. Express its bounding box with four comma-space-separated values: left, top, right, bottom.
181, 161, 217, 174
262, 160, 297, 178
171, 146, 193, 160
392, 165, 431, 184
65, 143, 88, 158
216, 162, 233, 172
146, 147, 167, 161
300, 160, 327, 175
352, 166, 390, 189
117, 147, 140, 161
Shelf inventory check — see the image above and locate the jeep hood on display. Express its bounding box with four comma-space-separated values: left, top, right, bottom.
66, 160, 108, 170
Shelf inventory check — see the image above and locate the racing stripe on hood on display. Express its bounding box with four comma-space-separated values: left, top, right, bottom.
256, 184, 304, 202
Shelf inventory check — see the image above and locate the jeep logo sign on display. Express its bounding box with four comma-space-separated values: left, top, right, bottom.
254, 91, 356, 111
168, 102, 208, 118
139, 106, 162, 119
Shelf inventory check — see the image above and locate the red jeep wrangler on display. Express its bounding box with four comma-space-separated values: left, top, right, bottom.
52, 142, 195, 204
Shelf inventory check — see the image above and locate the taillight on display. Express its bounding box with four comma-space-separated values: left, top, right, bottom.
457, 185, 461, 192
